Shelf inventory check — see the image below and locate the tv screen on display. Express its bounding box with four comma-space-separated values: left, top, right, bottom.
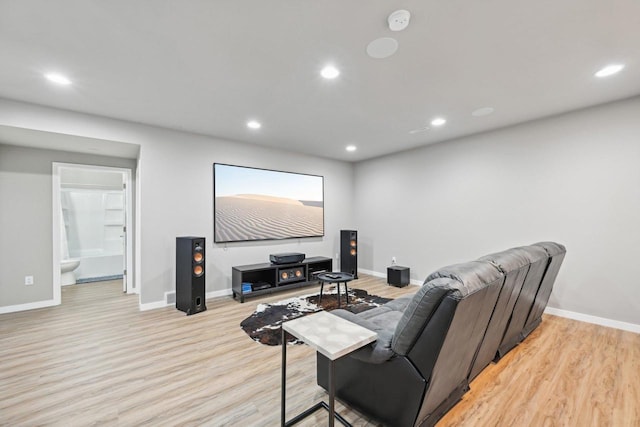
213, 163, 324, 243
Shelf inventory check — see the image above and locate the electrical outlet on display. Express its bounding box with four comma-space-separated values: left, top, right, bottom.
25, 275, 34, 285
392, 257, 397, 265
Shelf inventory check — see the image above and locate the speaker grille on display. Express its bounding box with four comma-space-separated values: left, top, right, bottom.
278, 266, 305, 284
193, 265, 204, 277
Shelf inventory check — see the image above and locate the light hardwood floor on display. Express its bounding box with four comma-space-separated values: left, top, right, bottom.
1, 276, 638, 426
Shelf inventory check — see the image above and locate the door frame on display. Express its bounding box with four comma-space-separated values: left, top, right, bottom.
52, 162, 135, 300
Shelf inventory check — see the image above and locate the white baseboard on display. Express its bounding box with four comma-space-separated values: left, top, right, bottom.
139, 288, 234, 311
358, 268, 421, 286
359, 269, 638, 334
544, 307, 640, 334
139, 299, 169, 311
0, 298, 59, 314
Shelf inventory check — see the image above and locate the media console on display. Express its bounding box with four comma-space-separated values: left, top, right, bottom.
232, 256, 333, 303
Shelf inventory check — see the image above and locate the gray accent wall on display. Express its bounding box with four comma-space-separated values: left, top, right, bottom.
0, 144, 136, 307
354, 96, 640, 325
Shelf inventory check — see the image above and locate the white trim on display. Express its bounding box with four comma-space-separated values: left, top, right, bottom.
0, 299, 58, 314
134, 158, 141, 296
358, 268, 421, 286
51, 164, 63, 306
139, 300, 169, 311
52, 162, 136, 300
139, 288, 233, 311
123, 168, 134, 294
544, 307, 640, 334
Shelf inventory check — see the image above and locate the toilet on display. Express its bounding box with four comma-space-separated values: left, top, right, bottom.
60, 208, 81, 285
61, 259, 81, 285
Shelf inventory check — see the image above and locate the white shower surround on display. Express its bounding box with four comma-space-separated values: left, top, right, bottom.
62, 187, 124, 280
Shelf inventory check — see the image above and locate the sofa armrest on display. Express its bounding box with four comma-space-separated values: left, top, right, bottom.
331, 308, 379, 330
331, 309, 395, 364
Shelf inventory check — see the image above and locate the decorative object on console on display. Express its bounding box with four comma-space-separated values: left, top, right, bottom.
340, 229, 358, 278
213, 163, 324, 243
240, 288, 392, 346
175, 236, 207, 315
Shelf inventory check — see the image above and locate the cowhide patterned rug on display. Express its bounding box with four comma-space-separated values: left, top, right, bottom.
240, 288, 392, 346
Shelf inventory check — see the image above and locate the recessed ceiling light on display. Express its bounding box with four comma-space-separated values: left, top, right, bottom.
595, 64, 625, 78
321, 65, 340, 79
472, 107, 495, 117
246, 120, 261, 129
345, 145, 357, 152
366, 37, 399, 59
45, 73, 71, 85
430, 117, 446, 127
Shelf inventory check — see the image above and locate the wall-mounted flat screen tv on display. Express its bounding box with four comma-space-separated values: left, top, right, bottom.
213, 163, 324, 243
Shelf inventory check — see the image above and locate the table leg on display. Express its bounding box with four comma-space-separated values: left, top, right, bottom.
344, 282, 349, 305
329, 359, 335, 427
281, 328, 287, 427
282, 347, 351, 427
319, 281, 324, 304
336, 283, 341, 308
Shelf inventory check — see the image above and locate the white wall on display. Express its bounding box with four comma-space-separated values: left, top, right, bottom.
0, 99, 354, 308
354, 96, 640, 326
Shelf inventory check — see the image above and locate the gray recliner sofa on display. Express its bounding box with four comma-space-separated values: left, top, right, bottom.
316, 242, 566, 427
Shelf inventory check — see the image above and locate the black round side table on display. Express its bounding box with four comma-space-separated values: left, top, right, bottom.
316, 272, 354, 308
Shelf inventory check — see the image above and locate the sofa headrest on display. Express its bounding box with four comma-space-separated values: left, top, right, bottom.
513, 245, 549, 264
478, 246, 544, 274
424, 260, 503, 297
532, 241, 566, 257
392, 277, 457, 356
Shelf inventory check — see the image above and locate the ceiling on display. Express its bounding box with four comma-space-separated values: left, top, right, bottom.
0, 1, 639, 162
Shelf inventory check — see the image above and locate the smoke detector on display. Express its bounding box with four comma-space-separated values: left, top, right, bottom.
388, 9, 411, 31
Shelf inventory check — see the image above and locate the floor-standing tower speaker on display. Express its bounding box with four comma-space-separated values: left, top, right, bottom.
340, 230, 358, 279
176, 236, 207, 315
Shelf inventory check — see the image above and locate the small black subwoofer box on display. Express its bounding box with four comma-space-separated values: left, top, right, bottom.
387, 266, 410, 287
176, 236, 207, 315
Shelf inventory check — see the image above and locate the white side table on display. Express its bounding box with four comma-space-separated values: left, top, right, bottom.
281, 311, 377, 427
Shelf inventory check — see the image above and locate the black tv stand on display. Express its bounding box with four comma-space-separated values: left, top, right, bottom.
232, 256, 332, 303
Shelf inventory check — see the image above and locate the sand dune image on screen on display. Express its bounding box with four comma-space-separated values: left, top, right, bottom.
215, 194, 323, 242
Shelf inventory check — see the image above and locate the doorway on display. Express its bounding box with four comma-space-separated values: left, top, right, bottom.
52, 163, 134, 299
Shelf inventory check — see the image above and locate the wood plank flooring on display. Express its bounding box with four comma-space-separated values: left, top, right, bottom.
0, 275, 638, 426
